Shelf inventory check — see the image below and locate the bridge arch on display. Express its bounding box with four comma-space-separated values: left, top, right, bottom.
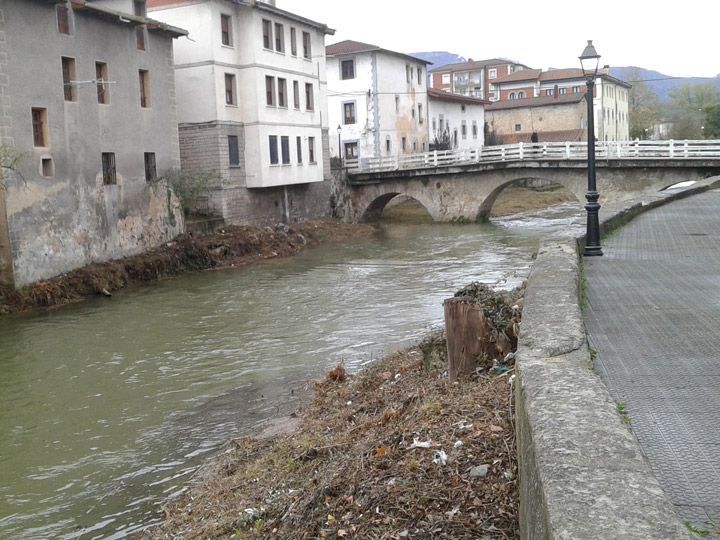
476, 175, 585, 221
360, 191, 438, 222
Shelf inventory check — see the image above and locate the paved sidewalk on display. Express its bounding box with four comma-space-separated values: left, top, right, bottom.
584, 189, 720, 537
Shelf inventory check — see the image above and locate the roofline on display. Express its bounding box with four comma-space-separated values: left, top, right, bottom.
327, 43, 432, 65
495, 70, 632, 88
66, 1, 187, 37
254, 1, 335, 35
429, 60, 530, 73
427, 88, 489, 105
486, 94, 585, 111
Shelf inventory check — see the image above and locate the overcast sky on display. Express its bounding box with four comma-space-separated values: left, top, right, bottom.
277, 0, 719, 79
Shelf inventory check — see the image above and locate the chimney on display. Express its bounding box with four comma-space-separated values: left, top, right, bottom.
602, 64, 610, 75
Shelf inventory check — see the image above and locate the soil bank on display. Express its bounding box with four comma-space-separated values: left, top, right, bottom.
0, 219, 376, 317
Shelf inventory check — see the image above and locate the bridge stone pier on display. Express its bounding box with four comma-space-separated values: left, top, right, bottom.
346, 159, 720, 222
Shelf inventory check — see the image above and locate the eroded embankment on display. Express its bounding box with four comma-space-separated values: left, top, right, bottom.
144, 284, 524, 540
0, 220, 375, 316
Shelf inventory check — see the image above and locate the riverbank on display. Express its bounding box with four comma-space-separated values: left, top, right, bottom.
145, 285, 522, 539
0, 219, 376, 316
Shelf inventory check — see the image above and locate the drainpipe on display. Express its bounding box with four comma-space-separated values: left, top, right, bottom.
283, 185, 290, 224
0, 187, 14, 288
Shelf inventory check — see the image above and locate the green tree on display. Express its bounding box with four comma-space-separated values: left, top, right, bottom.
0, 146, 23, 188
667, 82, 720, 139
627, 67, 661, 140
703, 104, 720, 138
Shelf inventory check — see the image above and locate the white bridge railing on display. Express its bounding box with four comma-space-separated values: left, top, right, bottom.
344, 140, 720, 174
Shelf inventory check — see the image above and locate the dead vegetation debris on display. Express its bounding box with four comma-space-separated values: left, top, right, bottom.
0, 220, 374, 317
145, 286, 523, 540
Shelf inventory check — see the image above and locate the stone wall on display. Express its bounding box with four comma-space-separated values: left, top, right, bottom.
179, 122, 332, 226
513, 179, 720, 538
0, 5, 12, 286
485, 101, 586, 140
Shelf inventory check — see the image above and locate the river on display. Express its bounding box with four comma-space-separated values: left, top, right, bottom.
0, 204, 582, 539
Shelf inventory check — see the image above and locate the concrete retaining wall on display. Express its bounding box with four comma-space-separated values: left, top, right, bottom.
514, 177, 720, 538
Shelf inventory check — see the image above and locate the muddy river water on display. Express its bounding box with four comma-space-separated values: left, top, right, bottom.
0, 205, 582, 538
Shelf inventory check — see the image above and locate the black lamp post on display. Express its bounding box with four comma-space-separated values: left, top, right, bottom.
579, 40, 603, 256
337, 125, 343, 168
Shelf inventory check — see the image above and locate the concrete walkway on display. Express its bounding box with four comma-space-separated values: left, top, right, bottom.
584, 189, 720, 537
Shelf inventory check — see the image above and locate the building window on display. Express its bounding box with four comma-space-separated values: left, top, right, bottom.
461, 104, 466, 113
302, 32, 311, 59
133, 0, 146, 16
385, 138, 391, 154
405, 64, 410, 82
41, 158, 54, 178
395, 95, 399, 113
139, 69, 150, 107
559, 87, 567, 95
293, 80, 300, 109
573, 86, 580, 93
515, 123, 521, 132
277, 78, 287, 107
266, 76, 275, 106
61, 56, 76, 102
411, 106, 415, 119
144, 152, 156, 182
517, 91, 525, 99
274, 23, 285, 52
401, 137, 407, 152
418, 103, 423, 124
489, 68, 497, 79
472, 121, 478, 139
432, 117, 437, 132
228, 135, 240, 166
262, 19, 272, 49
57, 3, 71, 34
461, 120, 467, 139
281, 135, 290, 164
308, 136, 315, 163
101, 152, 117, 185
136, 26, 146, 51
225, 74, 236, 105
344, 142, 358, 159
439, 114, 444, 133
305, 83, 314, 111
343, 102, 356, 124
296, 136, 302, 163
509, 92, 516, 100
269, 135, 278, 165
221, 14, 232, 46
545, 89, 553, 96
96, 62, 109, 104
31, 108, 48, 147
341, 59, 355, 80
417, 66, 423, 85
290, 27, 297, 56
441, 73, 450, 84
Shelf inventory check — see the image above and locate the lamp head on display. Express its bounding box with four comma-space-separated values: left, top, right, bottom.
579, 40, 601, 78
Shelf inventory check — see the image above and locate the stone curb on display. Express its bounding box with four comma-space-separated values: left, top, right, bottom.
515, 176, 720, 539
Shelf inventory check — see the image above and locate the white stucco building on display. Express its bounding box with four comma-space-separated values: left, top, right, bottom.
148, 0, 334, 225
427, 89, 486, 150
326, 40, 430, 162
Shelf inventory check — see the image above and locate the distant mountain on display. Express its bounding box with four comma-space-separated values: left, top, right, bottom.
610, 67, 720, 102
410, 51, 466, 70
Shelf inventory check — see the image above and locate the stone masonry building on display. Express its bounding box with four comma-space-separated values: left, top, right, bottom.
148, 0, 335, 225
0, 0, 186, 287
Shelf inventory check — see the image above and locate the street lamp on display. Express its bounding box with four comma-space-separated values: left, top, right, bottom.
337, 125, 342, 169
579, 40, 602, 257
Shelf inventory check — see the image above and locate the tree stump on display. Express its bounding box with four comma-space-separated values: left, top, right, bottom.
444, 296, 488, 382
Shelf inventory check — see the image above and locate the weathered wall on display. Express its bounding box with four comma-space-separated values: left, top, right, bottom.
427, 97, 485, 149
2, 1, 184, 286
485, 101, 586, 139
347, 162, 712, 222
0, 4, 14, 287
515, 237, 692, 539
179, 122, 331, 225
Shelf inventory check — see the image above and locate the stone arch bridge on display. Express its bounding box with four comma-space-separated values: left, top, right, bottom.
346, 158, 720, 222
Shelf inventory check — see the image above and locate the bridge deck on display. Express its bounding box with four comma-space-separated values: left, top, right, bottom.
584, 190, 720, 537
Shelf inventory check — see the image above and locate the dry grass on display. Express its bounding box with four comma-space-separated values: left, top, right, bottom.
146, 340, 519, 539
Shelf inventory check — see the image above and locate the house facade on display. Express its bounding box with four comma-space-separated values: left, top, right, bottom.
490, 68, 631, 141
430, 59, 529, 101
326, 40, 430, 161
427, 89, 486, 150
0, 0, 185, 288
148, 0, 334, 225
